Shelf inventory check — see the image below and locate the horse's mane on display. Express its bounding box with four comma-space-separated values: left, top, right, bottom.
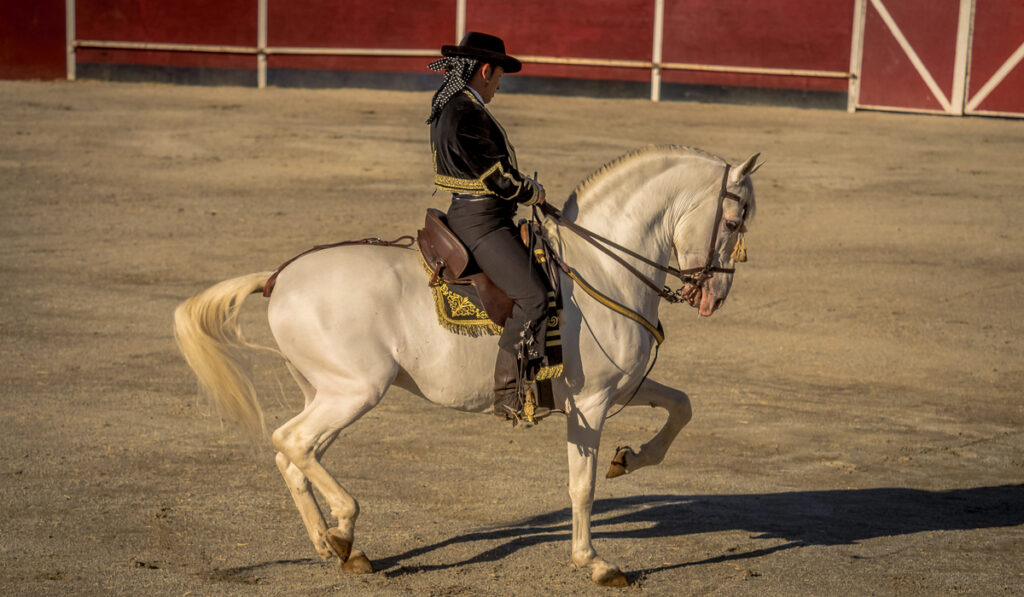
567, 145, 724, 209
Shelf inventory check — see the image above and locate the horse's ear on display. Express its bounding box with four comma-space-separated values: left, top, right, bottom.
730, 153, 764, 184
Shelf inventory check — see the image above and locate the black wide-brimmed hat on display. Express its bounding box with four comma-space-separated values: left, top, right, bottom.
441, 32, 522, 73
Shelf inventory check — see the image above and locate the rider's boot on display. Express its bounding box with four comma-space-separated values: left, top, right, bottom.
493, 348, 552, 425
493, 348, 521, 420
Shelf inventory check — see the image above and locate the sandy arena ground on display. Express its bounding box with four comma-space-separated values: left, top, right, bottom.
1, 79, 1022, 595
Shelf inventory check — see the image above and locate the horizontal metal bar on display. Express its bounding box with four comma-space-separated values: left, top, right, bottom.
517, 55, 652, 69
75, 40, 258, 54
659, 61, 850, 79
72, 40, 851, 80
518, 55, 849, 79
266, 47, 438, 57
75, 40, 439, 58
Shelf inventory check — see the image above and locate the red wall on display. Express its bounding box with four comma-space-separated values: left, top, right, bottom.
469, 0, 655, 83
267, 0, 453, 75
76, 0, 257, 70
661, 0, 852, 92
467, 0, 853, 91
5, 0, 855, 95
0, 0, 66, 79
6, 1, 1020, 116
58, 0, 857, 92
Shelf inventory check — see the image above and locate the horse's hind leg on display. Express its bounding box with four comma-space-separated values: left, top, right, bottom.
275, 449, 334, 560
273, 363, 334, 558
271, 385, 383, 570
606, 378, 692, 478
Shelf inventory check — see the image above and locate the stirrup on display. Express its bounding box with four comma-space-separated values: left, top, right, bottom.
497, 404, 554, 427
498, 386, 556, 427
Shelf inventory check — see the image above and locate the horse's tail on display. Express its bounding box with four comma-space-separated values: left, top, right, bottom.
173, 272, 274, 439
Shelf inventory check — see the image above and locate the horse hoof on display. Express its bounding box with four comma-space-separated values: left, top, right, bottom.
325, 528, 352, 562
606, 447, 630, 478
341, 550, 374, 574
595, 568, 629, 587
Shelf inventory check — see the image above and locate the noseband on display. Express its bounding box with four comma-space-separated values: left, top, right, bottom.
675, 162, 744, 289
541, 163, 744, 305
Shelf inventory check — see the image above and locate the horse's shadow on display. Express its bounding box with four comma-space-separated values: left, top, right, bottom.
376, 484, 1024, 577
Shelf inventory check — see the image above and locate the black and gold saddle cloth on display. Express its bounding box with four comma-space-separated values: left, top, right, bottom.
429, 278, 504, 337
430, 279, 563, 381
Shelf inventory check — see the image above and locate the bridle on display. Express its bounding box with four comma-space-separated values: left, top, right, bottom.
539, 163, 746, 310
538, 162, 747, 418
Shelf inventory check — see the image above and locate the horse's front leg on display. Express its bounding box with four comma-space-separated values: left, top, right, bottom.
606, 378, 692, 478
565, 397, 628, 587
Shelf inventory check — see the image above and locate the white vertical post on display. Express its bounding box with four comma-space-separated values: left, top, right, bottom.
651, 0, 664, 102
257, 0, 268, 88
66, 0, 76, 81
847, 0, 867, 112
456, 0, 467, 43
950, 0, 974, 115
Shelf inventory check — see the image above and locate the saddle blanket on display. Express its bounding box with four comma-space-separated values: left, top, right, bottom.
430, 279, 504, 337
430, 278, 564, 381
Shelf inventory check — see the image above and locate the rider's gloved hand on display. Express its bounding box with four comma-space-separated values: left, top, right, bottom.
522, 172, 545, 206
535, 184, 546, 205
532, 171, 546, 205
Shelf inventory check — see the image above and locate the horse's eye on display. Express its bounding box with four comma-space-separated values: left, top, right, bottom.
724, 220, 740, 232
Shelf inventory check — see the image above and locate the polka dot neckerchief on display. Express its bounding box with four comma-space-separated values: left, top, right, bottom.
426, 56, 480, 125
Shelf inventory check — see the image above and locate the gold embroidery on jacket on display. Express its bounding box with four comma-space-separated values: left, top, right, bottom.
433, 160, 527, 198
433, 91, 527, 199
433, 173, 488, 192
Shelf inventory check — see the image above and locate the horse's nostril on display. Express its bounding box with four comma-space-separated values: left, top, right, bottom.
715, 297, 725, 309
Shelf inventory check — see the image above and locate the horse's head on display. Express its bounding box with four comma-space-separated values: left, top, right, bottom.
673, 153, 761, 317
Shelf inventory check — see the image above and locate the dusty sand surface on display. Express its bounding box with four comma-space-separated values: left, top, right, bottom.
1, 80, 1022, 596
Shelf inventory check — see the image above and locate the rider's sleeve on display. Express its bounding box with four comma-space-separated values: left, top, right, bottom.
455, 109, 540, 205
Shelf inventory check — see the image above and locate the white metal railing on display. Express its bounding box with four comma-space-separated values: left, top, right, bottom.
65, 0, 854, 103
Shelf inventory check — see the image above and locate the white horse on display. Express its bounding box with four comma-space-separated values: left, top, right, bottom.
174, 145, 760, 586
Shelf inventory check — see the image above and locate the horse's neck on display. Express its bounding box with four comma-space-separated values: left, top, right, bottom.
557, 153, 718, 313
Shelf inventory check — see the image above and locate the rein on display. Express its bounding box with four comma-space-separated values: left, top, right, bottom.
538, 162, 743, 419
540, 163, 742, 307
537, 163, 743, 343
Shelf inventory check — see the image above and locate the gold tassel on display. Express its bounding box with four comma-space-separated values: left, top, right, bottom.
731, 235, 747, 263
524, 387, 537, 422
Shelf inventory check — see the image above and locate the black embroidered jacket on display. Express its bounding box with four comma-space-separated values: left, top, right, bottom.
430, 89, 540, 205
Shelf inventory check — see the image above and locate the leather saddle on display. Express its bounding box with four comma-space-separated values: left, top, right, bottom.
417, 208, 515, 326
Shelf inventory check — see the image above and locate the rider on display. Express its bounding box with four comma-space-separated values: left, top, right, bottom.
426, 32, 549, 421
